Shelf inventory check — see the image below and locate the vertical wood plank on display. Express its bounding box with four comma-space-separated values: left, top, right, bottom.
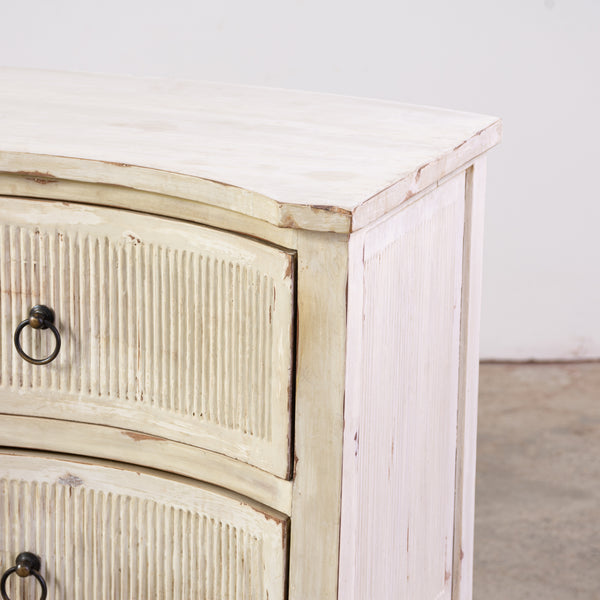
288, 230, 348, 600
339, 174, 467, 599
452, 157, 487, 600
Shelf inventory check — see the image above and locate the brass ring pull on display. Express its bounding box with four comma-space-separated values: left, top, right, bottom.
14, 305, 61, 365
0, 552, 47, 600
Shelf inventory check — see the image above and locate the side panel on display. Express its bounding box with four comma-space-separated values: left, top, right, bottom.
339, 173, 467, 599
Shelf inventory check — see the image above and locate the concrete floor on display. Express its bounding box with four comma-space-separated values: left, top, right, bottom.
474, 362, 600, 599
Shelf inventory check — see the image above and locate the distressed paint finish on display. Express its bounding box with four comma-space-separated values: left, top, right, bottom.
0, 197, 295, 479
0, 68, 501, 233
0, 451, 288, 600
287, 231, 348, 599
339, 175, 467, 599
452, 158, 487, 600
0, 415, 293, 516
0, 71, 501, 600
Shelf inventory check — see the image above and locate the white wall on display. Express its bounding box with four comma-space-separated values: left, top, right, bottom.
1, 0, 598, 360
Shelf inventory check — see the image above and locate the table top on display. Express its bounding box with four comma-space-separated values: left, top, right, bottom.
0, 68, 501, 232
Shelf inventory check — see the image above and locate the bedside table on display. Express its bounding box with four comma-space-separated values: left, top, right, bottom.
0, 68, 500, 599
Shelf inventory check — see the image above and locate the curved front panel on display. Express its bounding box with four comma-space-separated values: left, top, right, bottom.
0, 197, 295, 478
0, 451, 288, 599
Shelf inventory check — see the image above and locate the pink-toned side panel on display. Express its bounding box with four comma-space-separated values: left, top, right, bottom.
452, 158, 487, 600
340, 174, 467, 599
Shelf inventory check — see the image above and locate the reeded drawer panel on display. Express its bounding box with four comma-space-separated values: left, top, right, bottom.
0, 451, 288, 599
0, 197, 295, 478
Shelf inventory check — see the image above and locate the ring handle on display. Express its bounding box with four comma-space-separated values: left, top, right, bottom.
13, 305, 61, 365
0, 552, 47, 600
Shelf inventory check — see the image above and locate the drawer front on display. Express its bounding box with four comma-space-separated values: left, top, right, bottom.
0, 198, 295, 478
0, 452, 288, 599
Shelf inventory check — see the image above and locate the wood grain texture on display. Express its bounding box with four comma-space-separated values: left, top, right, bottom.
287, 231, 348, 600
0, 70, 499, 599
0, 197, 294, 478
339, 174, 467, 599
0, 68, 501, 232
0, 451, 287, 600
452, 158, 487, 600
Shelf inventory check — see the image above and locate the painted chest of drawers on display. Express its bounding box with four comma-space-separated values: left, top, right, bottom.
0, 68, 501, 599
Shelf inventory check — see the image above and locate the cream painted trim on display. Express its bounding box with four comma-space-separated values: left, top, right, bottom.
0, 415, 293, 516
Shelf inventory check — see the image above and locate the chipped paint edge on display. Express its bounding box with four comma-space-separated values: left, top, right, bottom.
0, 118, 500, 235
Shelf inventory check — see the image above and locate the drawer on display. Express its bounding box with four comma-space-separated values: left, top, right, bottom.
0, 451, 288, 599
0, 197, 295, 478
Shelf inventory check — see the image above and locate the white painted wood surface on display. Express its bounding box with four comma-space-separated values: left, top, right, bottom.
0, 70, 501, 599
0, 197, 294, 478
0, 68, 500, 232
452, 158, 487, 600
339, 174, 467, 599
0, 450, 288, 600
